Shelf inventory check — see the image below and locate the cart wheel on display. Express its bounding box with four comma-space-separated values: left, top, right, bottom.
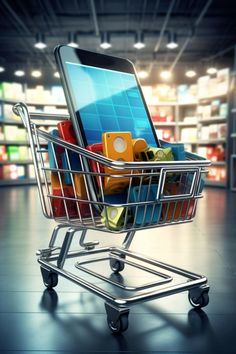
107, 313, 129, 334
40, 267, 58, 290
188, 290, 209, 308
110, 258, 125, 273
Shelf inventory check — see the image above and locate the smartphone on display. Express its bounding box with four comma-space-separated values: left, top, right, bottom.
54, 45, 160, 208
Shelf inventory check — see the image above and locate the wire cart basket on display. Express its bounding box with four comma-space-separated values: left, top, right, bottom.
13, 102, 211, 333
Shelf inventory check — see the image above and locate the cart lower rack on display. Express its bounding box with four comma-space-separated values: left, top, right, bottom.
13, 102, 211, 333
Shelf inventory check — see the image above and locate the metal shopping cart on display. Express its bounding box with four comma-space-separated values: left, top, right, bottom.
13, 102, 211, 333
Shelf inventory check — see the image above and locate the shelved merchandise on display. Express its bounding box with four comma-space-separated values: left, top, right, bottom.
0, 68, 231, 187
0, 82, 67, 185
230, 71, 236, 191
142, 68, 230, 187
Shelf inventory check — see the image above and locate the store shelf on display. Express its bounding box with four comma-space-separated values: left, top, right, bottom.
153, 122, 176, 126
178, 122, 197, 126
211, 161, 226, 166
0, 98, 67, 107
178, 101, 198, 106
149, 102, 176, 106
0, 160, 33, 165
198, 93, 228, 101
205, 180, 226, 187
197, 139, 226, 144
231, 133, 236, 138
198, 117, 227, 124
0, 140, 29, 145
0, 179, 36, 186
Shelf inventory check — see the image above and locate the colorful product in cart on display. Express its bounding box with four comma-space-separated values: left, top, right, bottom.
57, 121, 82, 184
48, 129, 63, 169
102, 131, 134, 194
50, 172, 91, 218
129, 184, 161, 225
135, 146, 174, 162
86, 142, 104, 186
161, 199, 196, 222
160, 141, 185, 161
101, 193, 129, 230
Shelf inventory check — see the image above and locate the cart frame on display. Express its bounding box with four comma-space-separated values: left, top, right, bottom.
13, 102, 211, 333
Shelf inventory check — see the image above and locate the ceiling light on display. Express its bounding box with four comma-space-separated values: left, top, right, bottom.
166, 32, 178, 49
31, 70, 42, 78
185, 70, 197, 78
160, 70, 172, 80
68, 32, 79, 48
14, 70, 25, 77
54, 71, 60, 78
100, 32, 112, 49
0, 66, 5, 73
207, 67, 217, 75
138, 70, 148, 79
34, 33, 47, 50
134, 32, 146, 49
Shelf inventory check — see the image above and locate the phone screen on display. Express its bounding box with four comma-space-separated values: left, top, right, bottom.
65, 61, 158, 147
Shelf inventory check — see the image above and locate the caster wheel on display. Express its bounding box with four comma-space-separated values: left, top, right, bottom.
110, 255, 125, 274
107, 313, 129, 334
40, 267, 58, 290
188, 290, 209, 309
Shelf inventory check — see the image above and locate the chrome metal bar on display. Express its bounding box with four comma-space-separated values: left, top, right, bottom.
49, 224, 69, 248
57, 227, 76, 268
75, 255, 172, 291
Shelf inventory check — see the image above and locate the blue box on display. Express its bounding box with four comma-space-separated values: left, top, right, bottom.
130, 184, 161, 225
161, 140, 185, 161
61, 151, 82, 185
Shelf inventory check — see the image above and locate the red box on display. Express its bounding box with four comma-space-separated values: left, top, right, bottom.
86, 143, 104, 186
57, 121, 77, 145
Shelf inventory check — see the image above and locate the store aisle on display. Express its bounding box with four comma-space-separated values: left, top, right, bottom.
0, 186, 236, 353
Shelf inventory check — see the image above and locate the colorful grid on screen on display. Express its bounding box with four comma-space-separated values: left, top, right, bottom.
66, 62, 157, 146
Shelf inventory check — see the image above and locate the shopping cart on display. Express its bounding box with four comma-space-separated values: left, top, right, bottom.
13, 102, 211, 333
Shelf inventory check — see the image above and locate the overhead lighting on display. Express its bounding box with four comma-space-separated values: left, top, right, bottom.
166, 32, 178, 49
54, 71, 60, 78
34, 33, 47, 50
100, 32, 112, 49
0, 66, 5, 73
138, 70, 148, 79
134, 32, 146, 49
185, 70, 197, 78
68, 32, 79, 48
207, 66, 217, 75
31, 70, 42, 78
160, 70, 172, 80
14, 70, 25, 77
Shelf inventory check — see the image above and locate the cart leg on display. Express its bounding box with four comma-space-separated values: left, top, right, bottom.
188, 284, 210, 308
109, 231, 136, 274
49, 224, 69, 248
79, 229, 99, 250
57, 227, 77, 269
105, 302, 129, 334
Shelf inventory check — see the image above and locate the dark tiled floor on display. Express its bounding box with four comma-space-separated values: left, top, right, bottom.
0, 186, 236, 353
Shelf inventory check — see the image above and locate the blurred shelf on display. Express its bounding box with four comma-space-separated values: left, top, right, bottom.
0, 99, 66, 107
178, 122, 197, 126
0, 160, 33, 165
148, 102, 176, 106
178, 101, 198, 106
198, 93, 227, 101
231, 133, 236, 138
198, 117, 226, 124
205, 180, 226, 187
211, 161, 226, 166
0, 140, 29, 145
197, 139, 226, 144
153, 122, 176, 126
0, 179, 36, 186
